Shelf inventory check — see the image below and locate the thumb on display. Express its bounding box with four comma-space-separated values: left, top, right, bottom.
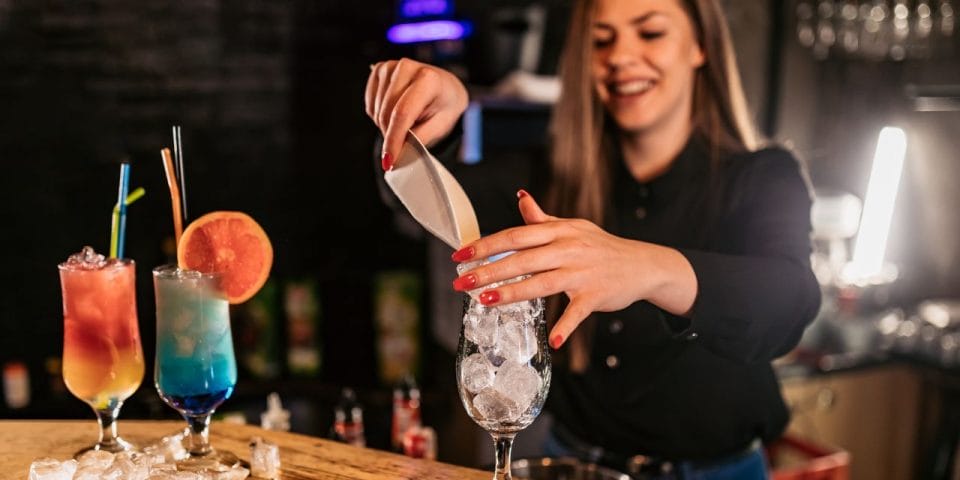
517, 189, 556, 225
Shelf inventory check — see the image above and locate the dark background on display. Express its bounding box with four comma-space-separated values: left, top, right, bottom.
0, 0, 958, 467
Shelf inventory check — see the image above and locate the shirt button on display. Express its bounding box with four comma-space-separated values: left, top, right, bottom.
685, 332, 699, 341
609, 319, 623, 334
637, 186, 650, 198
605, 355, 620, 369
634, 207, 647, 220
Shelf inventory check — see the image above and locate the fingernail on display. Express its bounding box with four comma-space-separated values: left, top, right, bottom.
452, 274, 478, 291
381, 152, 393, 171
550, 334, 564, 349
479, 290, 500, 305
451, 246, 475, 262
517, 189, 529, 199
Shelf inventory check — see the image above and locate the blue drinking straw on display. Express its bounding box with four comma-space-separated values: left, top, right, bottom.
116, 163, 131, 259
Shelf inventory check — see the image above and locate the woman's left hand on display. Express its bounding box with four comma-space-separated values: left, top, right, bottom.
452, 191, 697, 349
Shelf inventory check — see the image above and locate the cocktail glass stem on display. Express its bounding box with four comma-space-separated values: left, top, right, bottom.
93, 404, 130, 452
491, 433, 516, 480
185, 414, 213, 457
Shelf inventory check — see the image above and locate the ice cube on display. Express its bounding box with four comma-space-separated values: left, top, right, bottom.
174, 334, 197, 356
464, 309, 499, 348
132, 452, 167, 469
29, 458, 77, 480
497, 320, 538, 364
480, 343, 507, 368
250, 437, 281, 479
65, 246, 108, 270
472, 387, 521, 423
143, 432, 188, 462
211, 467, 250, 480
74, 465, 106, 480
101, 454, 149, 480
493, 362, 542, 414
460, 352, 496, 394
526, 297, 544, 319
77, 449, 115, 470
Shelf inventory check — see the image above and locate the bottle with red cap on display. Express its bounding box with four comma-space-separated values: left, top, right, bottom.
391, 374, 421, 452
331, 388, 365, 447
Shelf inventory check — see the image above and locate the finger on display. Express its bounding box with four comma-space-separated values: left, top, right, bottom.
517, 189, 557, 225
382, 69, 440, 164
378, 58, 419, 132
548, 298, 593, 349
472, 270, 568, 307
453, 223, 560, 263
364, 62, 383, 122
373, 60, 396, 131
454, 248, 558, 291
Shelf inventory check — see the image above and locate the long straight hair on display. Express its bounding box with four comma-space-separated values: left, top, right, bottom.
547, 0, 759, 371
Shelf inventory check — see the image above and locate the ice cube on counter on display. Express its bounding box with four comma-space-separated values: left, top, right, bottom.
250, 437, 281, 479
29, 458, 77, 480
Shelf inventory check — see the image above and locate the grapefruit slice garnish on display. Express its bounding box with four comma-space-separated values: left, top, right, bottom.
177, 211, 273, 304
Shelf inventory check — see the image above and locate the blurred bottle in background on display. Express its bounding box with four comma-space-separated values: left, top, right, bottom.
402, 425, 437, 460
3, 361, 30, 409
233, 278, 281, 380
391, 374, 421, 452
331, 388, 365, 448
284, 278, 322, 377
374, 271, 422, 385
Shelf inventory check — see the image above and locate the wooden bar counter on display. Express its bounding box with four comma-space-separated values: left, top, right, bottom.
0, 420, 489, 480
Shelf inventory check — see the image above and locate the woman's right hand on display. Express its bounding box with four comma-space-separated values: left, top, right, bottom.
365, 58, 469, 171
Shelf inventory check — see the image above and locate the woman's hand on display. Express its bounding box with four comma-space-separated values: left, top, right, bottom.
452, 191, 698, 349
365, 58, 469, 170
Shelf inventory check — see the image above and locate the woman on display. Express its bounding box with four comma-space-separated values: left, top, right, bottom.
366, 0, 820, 478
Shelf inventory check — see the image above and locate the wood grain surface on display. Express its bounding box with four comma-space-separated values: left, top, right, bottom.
0, 420, 489, 480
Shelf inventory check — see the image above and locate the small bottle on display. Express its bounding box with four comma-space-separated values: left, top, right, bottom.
331, 388, 365, 448
261, 392, 291, 432
391, 375, 421, 452
402, 426, 437, 460
3, 361, 30, 409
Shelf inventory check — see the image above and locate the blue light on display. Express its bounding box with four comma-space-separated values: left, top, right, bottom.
400, 0, 452, 19
387, 20, 472, 44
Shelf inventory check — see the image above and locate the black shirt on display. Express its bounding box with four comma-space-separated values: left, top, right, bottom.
444, 136, 821, 462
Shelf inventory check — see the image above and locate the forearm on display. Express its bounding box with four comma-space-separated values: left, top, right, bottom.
636, 242, 698, 317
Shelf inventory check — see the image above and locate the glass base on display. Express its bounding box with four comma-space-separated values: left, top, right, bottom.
177, 449, 243, 473
74, 436, 135, 457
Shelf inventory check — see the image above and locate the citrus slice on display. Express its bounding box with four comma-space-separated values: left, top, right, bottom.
177, 211, 273, 304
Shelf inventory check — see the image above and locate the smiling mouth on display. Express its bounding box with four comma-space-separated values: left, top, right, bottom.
610, 79, 654, 96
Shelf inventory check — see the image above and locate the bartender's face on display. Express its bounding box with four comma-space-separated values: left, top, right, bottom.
591, 0, 704, 135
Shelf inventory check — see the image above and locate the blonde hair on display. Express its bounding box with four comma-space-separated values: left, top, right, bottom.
547, 0, 758, 371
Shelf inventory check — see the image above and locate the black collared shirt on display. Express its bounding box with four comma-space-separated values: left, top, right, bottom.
445, 136, 821, 461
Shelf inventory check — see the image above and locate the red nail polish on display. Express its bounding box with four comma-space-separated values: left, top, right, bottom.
452, 274, 478, 291
451, 246, 475, 262
550, 334, 564, 349
381, 152, 393, 171
479, 290, 500, 305
517, 189, 529, 199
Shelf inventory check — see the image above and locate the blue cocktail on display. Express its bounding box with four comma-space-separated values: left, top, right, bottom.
153, 265, 239, 470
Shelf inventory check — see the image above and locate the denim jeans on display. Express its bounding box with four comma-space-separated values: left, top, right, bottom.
543, 429, 769, 480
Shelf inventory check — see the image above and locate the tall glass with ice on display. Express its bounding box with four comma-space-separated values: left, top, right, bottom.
153, 265, 239, 470
59, 246, 145, 453
456, 270, 550, 480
